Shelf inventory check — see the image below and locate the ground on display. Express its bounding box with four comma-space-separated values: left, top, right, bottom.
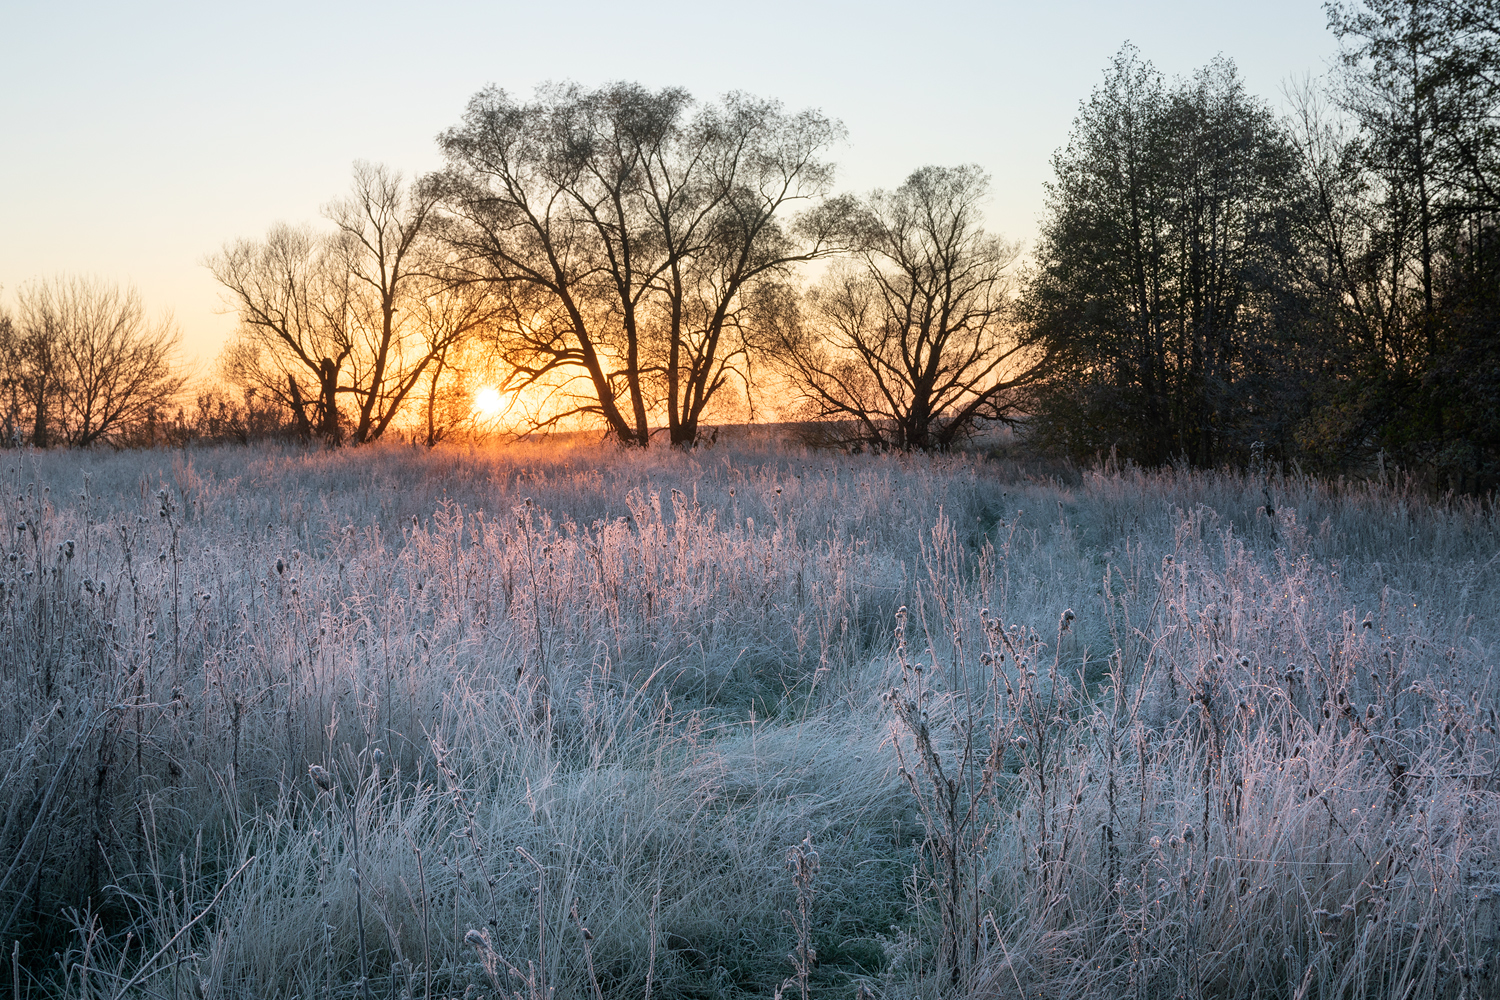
1, 438, 1495, 998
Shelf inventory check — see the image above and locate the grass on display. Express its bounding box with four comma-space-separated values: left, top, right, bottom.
0, 435, 1495, 998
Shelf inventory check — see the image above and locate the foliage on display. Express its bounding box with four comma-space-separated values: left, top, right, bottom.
1305, 0, 1500, 489
1021, 10, 1500, 487
1024, 48, 1309, 467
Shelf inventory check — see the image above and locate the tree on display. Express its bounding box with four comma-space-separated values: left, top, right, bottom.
0, 303, 18, 445
403, 276, 508, 446
1, 277, 184, 448
2, 287, 64, 447
1320, 0, 1500, 486
210, 224, 341, 441
324, 163, 455, 443
209, 164, 470, 445
436, 81, 847, 446
773, 165, 1040, 450
652, 97, 853, 445
1327, 0, 1451, 361
1025, 48, 1307, 465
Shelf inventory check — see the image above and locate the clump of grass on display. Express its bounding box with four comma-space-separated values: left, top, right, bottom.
0, 442, 1493, 999
949, 500, 1500, 1000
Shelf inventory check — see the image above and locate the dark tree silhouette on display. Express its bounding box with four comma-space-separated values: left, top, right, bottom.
209, 164, 478, 445
3, 276, 184, 448
774, 165, 1043, 450
1024, 48, 1307, 466
1317, 0, 1500, 486
437, 81, 848, 446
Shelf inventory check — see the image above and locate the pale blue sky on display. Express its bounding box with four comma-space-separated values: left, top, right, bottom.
1, 0, 1342, 362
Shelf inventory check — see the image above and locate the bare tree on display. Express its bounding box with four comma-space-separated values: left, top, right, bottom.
0, 299, 46, 446
0, 303, 20, 445
208, 163, 464, 444
1, 287, 64, 447
437, 82, 847, 446
775, 165, 1041, 450
404, 272, 506, 445
645, 94, 852, 444
3, 276, 184, 448
323, 162, 451, 442
208, 224, 346, 440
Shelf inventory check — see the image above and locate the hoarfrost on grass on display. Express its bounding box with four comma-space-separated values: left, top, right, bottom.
0, 440, 1495, 999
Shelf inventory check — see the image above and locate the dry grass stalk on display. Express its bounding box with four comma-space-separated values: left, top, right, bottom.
0, 443, 1491, 999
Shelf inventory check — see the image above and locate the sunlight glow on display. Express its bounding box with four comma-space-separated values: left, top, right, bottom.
472, 386, 506, 420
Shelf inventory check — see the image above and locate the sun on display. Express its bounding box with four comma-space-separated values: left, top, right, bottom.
472, 386, 506, 420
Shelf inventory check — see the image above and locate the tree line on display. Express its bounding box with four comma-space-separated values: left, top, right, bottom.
1028, 1, 1500, 490
2, 0, 1495, 487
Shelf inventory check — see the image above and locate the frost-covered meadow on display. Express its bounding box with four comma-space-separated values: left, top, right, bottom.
1, 439, 1496, 999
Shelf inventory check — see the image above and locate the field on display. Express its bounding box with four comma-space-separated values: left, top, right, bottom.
0, 438, 1496, 999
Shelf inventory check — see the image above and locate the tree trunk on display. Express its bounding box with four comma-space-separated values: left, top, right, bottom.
317, 358, 341, 444
31, 377, 48, 449
287, 375, 313, 442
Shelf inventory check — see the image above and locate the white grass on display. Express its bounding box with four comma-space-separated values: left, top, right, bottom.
0, 440, 1495, 998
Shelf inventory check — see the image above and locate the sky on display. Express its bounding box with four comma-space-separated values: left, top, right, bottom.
1, 0, 1345, 367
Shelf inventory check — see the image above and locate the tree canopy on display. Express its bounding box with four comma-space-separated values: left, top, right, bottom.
436, 82, 849, 446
